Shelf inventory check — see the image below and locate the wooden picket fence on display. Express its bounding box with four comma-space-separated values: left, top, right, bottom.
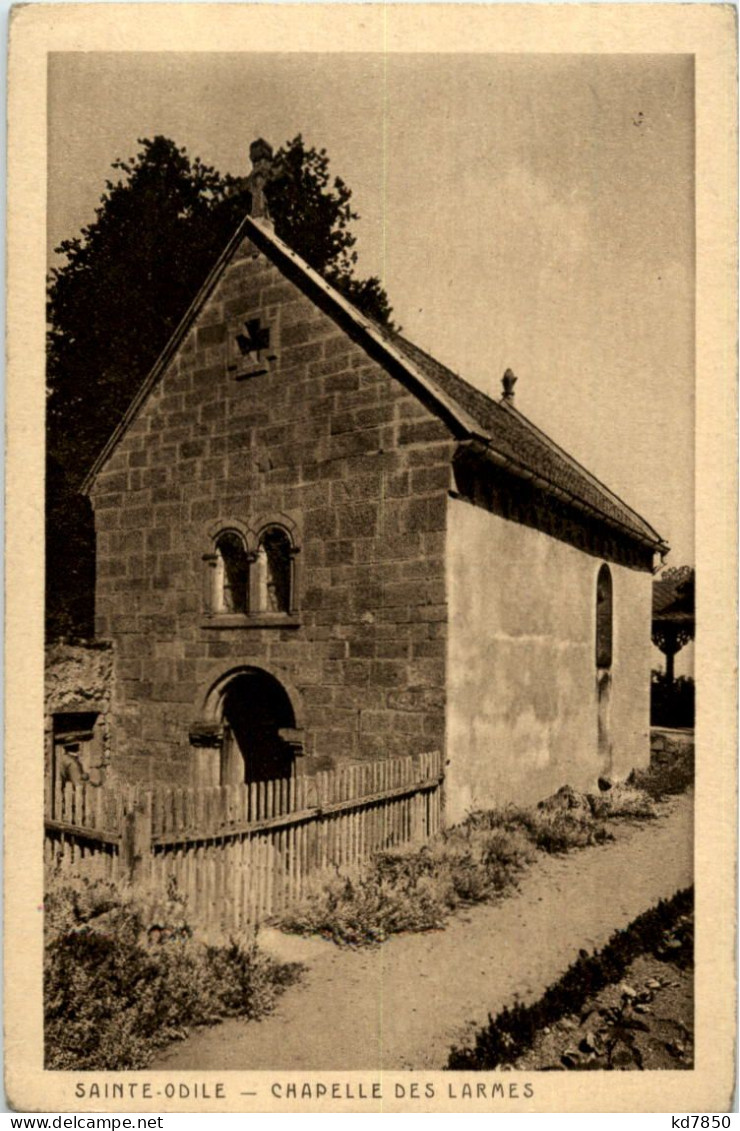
44, 750, 444, 928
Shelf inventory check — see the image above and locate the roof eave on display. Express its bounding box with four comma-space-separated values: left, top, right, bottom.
498, 400, 666, 547
456, 437, 669, 552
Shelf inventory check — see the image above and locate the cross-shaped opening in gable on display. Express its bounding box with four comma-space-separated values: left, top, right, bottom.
236, 318, 271, 361
229, 317, 277, 381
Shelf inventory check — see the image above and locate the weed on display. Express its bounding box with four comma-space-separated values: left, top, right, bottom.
278, 822, 535, 946
628, 744, 694, 801
278, 868, 447, 946
518, 807, 612, 853
584, 993, 650, 1070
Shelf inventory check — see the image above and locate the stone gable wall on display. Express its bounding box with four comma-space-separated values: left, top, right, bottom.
90, 235, 454, 785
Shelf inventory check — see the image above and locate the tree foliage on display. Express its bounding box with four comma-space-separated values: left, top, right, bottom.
660, 565, 694, 587
264, 138, 394, 327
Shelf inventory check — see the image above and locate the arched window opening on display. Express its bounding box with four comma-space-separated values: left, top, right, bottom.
596, 564, 613, 670
215, 532, 248, 614
260, 526, 292, 613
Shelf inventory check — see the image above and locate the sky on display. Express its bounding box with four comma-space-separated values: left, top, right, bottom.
48, 51, 695, 566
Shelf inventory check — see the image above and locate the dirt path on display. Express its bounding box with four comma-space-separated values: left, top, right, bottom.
153, 791, 693, 1071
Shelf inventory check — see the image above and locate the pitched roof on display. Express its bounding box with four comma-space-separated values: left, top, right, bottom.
376, 329, 665, 547
83, 214, 667, 550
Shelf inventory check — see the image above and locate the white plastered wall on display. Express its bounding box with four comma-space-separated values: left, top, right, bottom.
445, 497, 652, 823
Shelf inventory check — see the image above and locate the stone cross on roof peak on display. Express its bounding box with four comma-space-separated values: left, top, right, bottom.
501, 368, 518, 403
245, 138, 276, 222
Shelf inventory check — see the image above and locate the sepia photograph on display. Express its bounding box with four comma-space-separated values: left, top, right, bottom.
5, 3, 736, 1116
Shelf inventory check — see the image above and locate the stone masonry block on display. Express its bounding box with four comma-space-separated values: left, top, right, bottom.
337, 502, 379, 538
360, 710, 394, 733
327, 429, 382, 461
369, 661, 406, 688
98, 470, 128, 495
404, 442, 455, 468
279, 340, 324, 369
310, 356, 355, 381
121, 506, 154, 529
411, 465, 452, 494
304, 507, 338, 539
398, 419, 451, 446
93, 493, 123, 513
197, 323, 227, 348
324, 333, 355, 358
324, 541, 355, 566
392, 713, 426, 736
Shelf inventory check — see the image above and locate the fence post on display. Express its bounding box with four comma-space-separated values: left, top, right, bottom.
405, 754, 422, 844
122, 789, 152, 886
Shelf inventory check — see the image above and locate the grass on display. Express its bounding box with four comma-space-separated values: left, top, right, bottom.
44, 875, 302, 1070
276, 753, 690, 949
447, 886, 694, 1070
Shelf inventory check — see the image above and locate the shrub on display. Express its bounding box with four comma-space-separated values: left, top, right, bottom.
278, 824, 533, 946
475, 787, 618, 852
278, 868, 447, 947
628, 740, 694, 800
476, 789, 612, 854
44, 877, 301, 1070
276, 775, 673, 949
516, 807, 613, 853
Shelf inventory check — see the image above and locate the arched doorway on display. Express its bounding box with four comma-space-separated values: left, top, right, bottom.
220, 670, 297, 790
190, 665, 304, 810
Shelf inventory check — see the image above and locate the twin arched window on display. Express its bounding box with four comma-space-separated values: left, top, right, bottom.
205, 518, 299, 621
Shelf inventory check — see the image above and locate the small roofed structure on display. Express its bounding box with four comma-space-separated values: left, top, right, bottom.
652, 566, 695, 684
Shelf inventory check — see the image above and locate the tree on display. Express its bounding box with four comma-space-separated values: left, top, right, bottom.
264, 137, 394, 326
46, 135, 394, 639
46, 457, 96, 640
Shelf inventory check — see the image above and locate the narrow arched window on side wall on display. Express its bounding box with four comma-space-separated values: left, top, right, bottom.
596, 563, 613, 669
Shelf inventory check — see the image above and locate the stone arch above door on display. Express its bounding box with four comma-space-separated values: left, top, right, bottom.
188, 663, 304, 787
